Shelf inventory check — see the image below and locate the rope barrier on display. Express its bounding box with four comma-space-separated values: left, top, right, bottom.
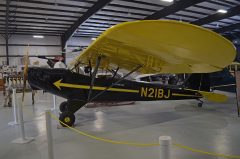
49, 112, 240, 158
173, 144, 240, 159
49, 112, 159, 147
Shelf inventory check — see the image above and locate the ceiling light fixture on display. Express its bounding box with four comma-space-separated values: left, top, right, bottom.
161, 0, 174, 2
217, 9, 227, 14
33, 35, 44, 39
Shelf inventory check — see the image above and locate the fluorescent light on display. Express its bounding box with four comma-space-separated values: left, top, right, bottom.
217, 9, 227, 14
33, 35, 44, 38
161, 0, 174, 2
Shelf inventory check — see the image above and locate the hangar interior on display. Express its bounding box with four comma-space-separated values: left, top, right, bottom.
0, 0, 240, 159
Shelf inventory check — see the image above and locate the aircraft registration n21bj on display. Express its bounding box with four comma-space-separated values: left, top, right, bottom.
25, 20, 236, 127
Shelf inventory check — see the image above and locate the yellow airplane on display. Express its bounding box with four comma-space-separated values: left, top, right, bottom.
24, 20, 236, 126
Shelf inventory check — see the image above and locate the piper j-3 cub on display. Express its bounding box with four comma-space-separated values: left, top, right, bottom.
24, 20, 236, 127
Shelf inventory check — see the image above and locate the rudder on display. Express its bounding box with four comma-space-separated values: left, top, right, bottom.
185, 74, 211, 92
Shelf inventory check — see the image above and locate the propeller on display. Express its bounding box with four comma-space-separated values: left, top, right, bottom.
22, 45, 29, 102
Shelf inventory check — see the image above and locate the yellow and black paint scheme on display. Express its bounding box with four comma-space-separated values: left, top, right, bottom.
28, 20, 235, 127
28, 68, 203, 103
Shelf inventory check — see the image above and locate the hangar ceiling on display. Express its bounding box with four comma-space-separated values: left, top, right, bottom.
0, 0, 240, 44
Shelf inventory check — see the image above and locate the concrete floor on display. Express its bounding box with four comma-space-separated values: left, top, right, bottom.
0, 90, 240, 159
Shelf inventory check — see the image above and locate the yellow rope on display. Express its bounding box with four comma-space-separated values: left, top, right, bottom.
49, 112, 240, 158
49, 112, 159, 147
173, 143, 240, 159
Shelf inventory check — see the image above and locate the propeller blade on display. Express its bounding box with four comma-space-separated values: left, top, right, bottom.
22, 45, 29, 102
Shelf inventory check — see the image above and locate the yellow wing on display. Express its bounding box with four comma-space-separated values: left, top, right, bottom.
71, 20, 236, 74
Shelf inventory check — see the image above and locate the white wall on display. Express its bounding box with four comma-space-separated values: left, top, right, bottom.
67, 37, 92, 47
0, 35, 62, 66
9, 35, 61, 55
0, 35, 93, 67
65, 37, 92, 64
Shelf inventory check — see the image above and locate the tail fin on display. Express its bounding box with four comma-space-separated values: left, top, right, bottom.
185, 74, 228, 103
185, 73, 211, 92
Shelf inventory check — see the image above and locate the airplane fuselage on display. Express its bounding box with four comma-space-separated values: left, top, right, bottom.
28, 67, 202, 102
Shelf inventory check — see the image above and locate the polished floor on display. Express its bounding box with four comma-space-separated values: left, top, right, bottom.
0, 90, 240, 159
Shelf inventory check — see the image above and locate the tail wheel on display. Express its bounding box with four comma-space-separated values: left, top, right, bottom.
59, 101, 68, 112
59, 111, 75, 127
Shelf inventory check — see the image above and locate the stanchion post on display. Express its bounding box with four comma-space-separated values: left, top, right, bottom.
51, 95, 56, 111
159, 136, 172, 159
8, 88, 18, 125
12, 97, 34, 144
45, 110, 54, 159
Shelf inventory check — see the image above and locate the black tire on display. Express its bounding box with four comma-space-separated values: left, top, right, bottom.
198, 103, 203, 107
59, 101, 68, 112
59, 111, 75, 127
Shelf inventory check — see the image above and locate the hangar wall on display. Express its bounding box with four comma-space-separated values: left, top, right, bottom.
65, 37, 92, 64
0, 35, 93, 66
0, 35, 62, 66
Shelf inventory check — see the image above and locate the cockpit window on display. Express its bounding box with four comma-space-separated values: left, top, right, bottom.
140, 76, 150, 82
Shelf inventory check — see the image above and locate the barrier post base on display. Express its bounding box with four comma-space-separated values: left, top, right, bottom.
12, 137, 34, 144
159, 136, 172, 159
8, 121, 19, 126
51, 95, 56, 111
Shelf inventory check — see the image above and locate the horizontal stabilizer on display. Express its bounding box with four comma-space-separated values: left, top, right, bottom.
199, 91, 228, 103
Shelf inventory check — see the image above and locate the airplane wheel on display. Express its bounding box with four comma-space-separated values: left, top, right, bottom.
59, 101, 68, 112
198, 103, 203, 107
59, 111, 75, 127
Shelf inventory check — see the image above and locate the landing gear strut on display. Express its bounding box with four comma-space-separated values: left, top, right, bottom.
58, 56, 142, 127
59, 101, 68, 112
197, 99, 203, 107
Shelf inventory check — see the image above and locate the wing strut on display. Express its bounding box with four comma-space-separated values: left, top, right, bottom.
111, 67, 120, 79
87, 56, 102, 101
88, 65, 142, 103
88, 60, 92, 77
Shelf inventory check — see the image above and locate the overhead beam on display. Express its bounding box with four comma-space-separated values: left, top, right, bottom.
214, 22, 240, 33
192, 5, 240, 25
0, 4, 81, 14
101, 8, 148, 16
10, 0, 92, 9
0, 32, 60, 36
0, 15, 77, 23
0, 30, 62, 35
0, 27, 65, 32
119, 0, 164, 8
5, 19, 72, 26
0, 23, 69, 29
0, 9, 81, 19
108, 3, 158, 12
144, 0, 205, 20
62, 0, 112, 48
223, 33, 240, 41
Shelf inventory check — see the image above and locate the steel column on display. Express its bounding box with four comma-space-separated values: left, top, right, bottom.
5, 0, 10, 65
